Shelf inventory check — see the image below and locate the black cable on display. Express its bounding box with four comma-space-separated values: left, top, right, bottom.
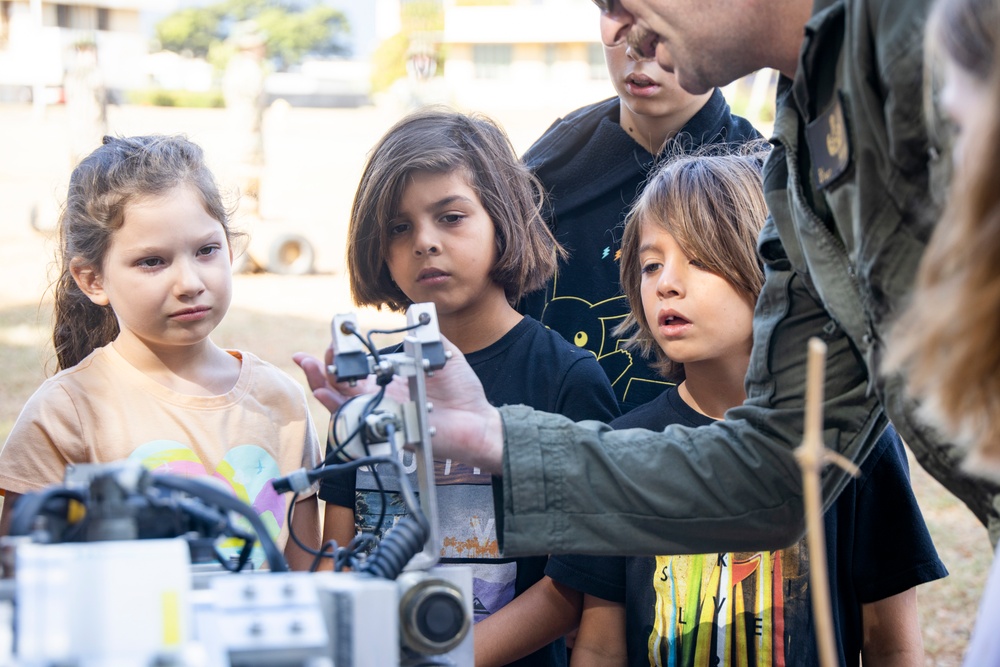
357, 513, 427, 580
352, 400, 391, 539
312, 384, 392, 557
285, 491, 308, 560
323, 386, 387, 467
303, 453, 429, 579
282, 457, 396, 564
356, 422, 430, 580
309, 539, 339, 573
282, 316, 437, 578
344, 535, 379, 571
362, 320, 422, 367
168, 495, 254, 571
150, 475, 288, 573
366, 319, 427, 356
8, 487, 87, 538
381, 422, 426, 534
370, 462, 389, 538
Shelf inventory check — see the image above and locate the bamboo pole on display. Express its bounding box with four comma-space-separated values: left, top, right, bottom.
795, 337, 854, 667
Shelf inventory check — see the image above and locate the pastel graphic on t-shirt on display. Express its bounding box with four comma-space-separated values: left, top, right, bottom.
127, 441, 284, 567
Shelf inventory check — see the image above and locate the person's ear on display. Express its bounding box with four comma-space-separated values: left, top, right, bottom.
70, 258, 110, 306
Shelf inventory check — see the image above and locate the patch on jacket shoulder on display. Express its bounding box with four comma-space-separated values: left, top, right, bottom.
806, 92, 852, 189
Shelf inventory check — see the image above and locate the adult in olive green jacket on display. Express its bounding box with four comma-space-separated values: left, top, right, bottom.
298, 0, 1000, 556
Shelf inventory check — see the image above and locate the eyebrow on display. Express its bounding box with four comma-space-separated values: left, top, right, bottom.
429, 195, 475, 209
393, 195, 476, 222
125, 229, 226, 255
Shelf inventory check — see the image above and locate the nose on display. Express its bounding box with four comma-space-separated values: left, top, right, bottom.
655, 259, 685, 299
412, 223, 441, 257
174, 258, 206, 297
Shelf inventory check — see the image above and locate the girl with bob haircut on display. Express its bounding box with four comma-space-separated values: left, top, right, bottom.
533, 146, 944, 667
0, 135, 321, 570
348, 107, 563, 312
318, 107, 619, 666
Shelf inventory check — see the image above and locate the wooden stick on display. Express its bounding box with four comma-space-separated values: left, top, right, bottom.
796, 337, 838, 667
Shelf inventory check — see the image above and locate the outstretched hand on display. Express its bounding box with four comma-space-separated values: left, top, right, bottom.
421, 338, 504, 474
292, 337, 505, 474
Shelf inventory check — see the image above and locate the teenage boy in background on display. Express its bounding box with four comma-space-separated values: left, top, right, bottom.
519, 4, 760, 412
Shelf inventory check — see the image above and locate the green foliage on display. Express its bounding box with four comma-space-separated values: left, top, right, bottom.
156, 8, 224, 58
127, 88, 225, 108
257, 5, 349, 70
154, 1, 349, 70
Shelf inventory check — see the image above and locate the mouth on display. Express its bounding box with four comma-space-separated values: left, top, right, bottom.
627, 72, 657, 87
658, 312, 692, 334
660, 314, 689, 325
625, 72, 662, 96
416, 268, 450, 283
170, 305, 211, 320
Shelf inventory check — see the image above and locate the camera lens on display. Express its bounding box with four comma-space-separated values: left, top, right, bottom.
399, 579, 470, 655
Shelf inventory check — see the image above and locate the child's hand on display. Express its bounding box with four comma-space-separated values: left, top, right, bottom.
292, 347, 374, 412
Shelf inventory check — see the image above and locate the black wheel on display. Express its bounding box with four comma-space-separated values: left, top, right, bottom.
267, 233, 315, 275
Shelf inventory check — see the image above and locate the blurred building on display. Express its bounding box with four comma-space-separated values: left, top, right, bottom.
0, 0, 168, 103
442, 0, 612, 110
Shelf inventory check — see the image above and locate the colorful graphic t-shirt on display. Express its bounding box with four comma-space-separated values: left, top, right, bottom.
0, 344, 321, 568
546, 386, 948, 666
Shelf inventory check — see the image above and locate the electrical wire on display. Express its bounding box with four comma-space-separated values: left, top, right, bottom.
284, 452, 429, 579
8, 487, 87, 538
150, 474, 288, 573
281, 314, 435, 577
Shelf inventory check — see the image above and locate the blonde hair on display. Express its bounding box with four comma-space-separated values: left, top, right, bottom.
616, 143, 770, 380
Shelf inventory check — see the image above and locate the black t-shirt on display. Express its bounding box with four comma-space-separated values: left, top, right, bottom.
519, 92, 762, 412
321, 316, 619, 667
546, 385, 947, 666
